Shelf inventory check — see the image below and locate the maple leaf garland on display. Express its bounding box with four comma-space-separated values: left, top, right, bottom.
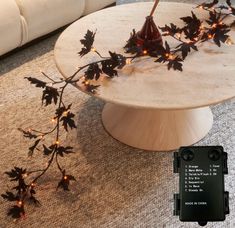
2, 0, 235, 220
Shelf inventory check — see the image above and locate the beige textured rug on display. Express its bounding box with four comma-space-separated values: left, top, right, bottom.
0, 1, 235, 228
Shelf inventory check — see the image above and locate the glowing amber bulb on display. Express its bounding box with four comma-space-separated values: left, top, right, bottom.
143, 50, 148, 55
63, 176, 68, 180
63, 111, 68, 117
31, 183, 36, 187
18, 201, 23, 206
168, 54, 174, 60
208, 34, 213, 39
165, 53, 169, 57
55, 141, 60, 145
91, 47, 96, 52
51, 118, 56, 123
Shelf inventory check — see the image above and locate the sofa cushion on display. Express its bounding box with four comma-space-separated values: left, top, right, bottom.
83, 0, 115, 15
15, 0, 85, 43
0, 0, 22, 56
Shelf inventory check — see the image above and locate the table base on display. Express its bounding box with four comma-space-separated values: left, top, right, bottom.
102, 103, 213, 151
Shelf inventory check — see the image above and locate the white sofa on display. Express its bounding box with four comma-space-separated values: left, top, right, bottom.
0, 0, 115, 56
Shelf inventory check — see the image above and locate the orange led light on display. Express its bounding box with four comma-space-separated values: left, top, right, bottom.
143, 50, 148, 55
64, 176, 68, 180
55, 141, 60, 145
18, 201, 23, 206
208, 34, 213, 39
168, 54, 174, 60
63, 111, 68, 117
84, 81, 90, 85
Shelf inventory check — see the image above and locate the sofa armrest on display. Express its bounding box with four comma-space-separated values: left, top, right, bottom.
15, 0, 85, 43
83, 0, 116, 15
0, 0, 22, 56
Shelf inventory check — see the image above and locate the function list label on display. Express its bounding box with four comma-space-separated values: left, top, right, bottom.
184, 164, 220, 193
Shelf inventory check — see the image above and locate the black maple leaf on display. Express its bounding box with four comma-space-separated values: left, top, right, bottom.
43, 144, 56, 156
176, 42, 198, 59
167, 57, 183, 71
5, 167, 27, 182
1, 191, 19, 202
203, 11, 231, 47
25, 77, 47, 88
42, 86, 59, 106
84, 63, 102, 80
213, 28, 230, 46
55, 104, 72, 119
78, 30, 96, 57
28, 139, 41, 156
181, 11, 201, 40
159, 23, 182, 36
7, 205, 25, 219
57, 170, 76, 191
60, 112, 77, 131
101, 60, 118, 77
57, 146, 74, 157
109, 51, 126, 69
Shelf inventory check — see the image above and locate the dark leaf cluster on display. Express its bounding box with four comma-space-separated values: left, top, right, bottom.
159, 23, 182, 36
57, 170, 76, 191
155, 42, 183, 71
78, 30, 96, 57
180, 11, 202, 41
60, 112, 77, 131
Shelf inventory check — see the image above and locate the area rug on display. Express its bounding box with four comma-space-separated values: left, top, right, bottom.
0, 1, 234, 228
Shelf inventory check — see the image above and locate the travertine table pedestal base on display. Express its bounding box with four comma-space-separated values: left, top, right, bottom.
102, 103, 213, 151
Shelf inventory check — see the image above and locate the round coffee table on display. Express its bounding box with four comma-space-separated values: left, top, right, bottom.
54, 2, 235, 151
